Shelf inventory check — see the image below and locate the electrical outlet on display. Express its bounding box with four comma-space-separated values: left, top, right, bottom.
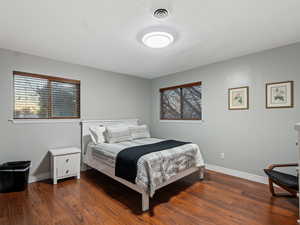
220, 153, 225, 159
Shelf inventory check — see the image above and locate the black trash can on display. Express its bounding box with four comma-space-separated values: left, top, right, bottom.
0, 161, 31, 193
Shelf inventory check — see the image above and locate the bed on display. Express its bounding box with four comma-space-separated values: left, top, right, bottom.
81, 119, 205, 211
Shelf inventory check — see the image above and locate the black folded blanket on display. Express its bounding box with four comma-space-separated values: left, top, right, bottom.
115, 140, 190, 183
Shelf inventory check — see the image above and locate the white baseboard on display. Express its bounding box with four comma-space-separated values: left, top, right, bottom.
28, 165, 268, 186
206, 164, 268, 184
29, 172, 50, 183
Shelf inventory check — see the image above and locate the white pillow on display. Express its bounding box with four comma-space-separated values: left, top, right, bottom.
89, 126, 106, 144
129, 124, 150, 139
105, 125, 133, 143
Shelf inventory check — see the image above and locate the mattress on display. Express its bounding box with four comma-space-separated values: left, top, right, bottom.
88, 138, 164, 168
84, 137, 205, 196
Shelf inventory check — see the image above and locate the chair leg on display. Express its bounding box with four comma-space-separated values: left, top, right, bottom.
268, 178, 276, 196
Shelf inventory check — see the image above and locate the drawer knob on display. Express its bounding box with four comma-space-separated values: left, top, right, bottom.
66, 170, 69, 174
66, 159, 70, 163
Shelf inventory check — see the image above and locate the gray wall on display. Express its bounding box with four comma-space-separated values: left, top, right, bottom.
151, 43, 300, 176
1, 42, 299, 180
0, 49, 151, 179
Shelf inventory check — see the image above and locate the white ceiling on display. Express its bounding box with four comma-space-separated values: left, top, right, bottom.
1, 0, 300, 79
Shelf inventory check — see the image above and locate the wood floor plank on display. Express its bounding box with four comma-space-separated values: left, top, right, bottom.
0, 169, 298, 225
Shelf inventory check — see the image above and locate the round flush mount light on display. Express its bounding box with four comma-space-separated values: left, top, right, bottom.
142, 31, 174, 48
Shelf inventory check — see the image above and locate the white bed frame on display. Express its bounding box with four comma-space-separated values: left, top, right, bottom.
81, 119, 205, 211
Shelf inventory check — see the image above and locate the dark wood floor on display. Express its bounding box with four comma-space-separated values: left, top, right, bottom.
0, 169, 298, 225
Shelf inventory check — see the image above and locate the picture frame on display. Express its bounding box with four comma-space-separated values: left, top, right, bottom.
266, 81, 294, 109
228, 86, 249, 110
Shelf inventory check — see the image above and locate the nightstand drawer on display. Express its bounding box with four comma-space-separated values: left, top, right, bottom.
56, 154, 80, 178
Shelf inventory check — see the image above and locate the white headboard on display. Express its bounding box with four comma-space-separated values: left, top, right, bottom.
81, 119, 139, 155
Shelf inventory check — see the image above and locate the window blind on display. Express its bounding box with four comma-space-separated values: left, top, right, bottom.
160, 82, 202, 120
13, 71, 80, 119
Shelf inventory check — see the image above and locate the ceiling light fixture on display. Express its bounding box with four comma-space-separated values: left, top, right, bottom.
142, 31, 174, 48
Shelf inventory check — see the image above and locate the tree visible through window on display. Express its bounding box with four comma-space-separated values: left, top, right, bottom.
160, 82, 202, 120
13, 71, 80, 119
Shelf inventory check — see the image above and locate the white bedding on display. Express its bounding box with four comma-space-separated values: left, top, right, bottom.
84, 138, 204, 196
88, 138, 163, 168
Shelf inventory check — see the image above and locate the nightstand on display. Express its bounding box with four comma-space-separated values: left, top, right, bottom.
49, 147, 81, 184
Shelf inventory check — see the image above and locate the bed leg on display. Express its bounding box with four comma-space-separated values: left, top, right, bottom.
142, 192, 149, 212
199, 166, 205, 180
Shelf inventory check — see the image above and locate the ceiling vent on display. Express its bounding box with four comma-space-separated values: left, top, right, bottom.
153, 8, 169, 19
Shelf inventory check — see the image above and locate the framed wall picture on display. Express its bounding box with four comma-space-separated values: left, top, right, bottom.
266, 81, 294, 108
228, 86, 249, 110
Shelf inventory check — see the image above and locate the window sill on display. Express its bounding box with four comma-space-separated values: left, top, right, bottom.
9, 119, 81, 124
159, 120, 204, 124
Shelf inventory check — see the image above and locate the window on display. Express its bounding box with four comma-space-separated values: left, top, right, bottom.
160, 82, 202, 120
13, 71, 80, 119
